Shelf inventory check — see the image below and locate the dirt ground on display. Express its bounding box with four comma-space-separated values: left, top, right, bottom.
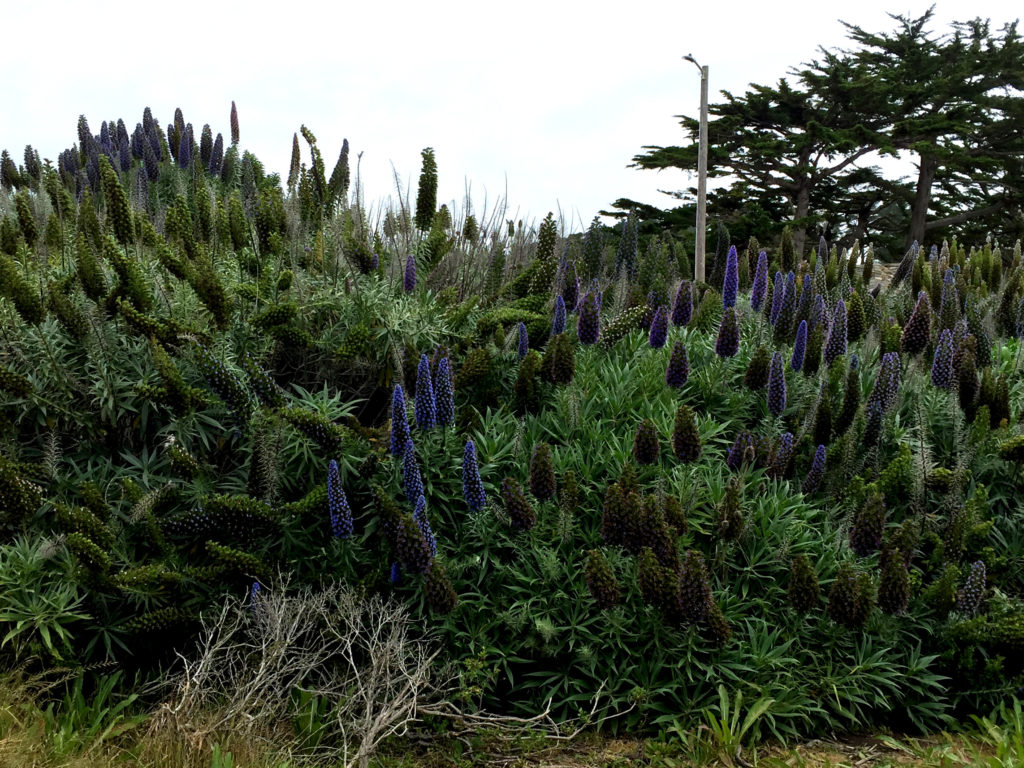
424, 732, 985, 768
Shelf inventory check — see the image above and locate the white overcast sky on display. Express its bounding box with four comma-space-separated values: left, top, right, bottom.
2, 1, 1020, 232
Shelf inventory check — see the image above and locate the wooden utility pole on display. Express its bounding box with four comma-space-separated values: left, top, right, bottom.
684, 55, 708, 284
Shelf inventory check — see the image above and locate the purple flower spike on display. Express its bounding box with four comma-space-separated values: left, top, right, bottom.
578, 292, 600, 345
390, 385, 410, 456
770, 271, 785, 325
726, 430, 755, 470
823, 299, 847, 367
810, 294, 827, 332
767, 352, 787, 416
209, 133, 224, 175
791, 320, 808, 371
795, 274, 812, 323
517, 322, 529, 358
868, 351, 902, 413
328, 459, 354, 539
775, 271, 797, 336
715, 307, 740, 358
864, 399, 884, 446
750, 251, 768, 312
177, 125, 193, 169
552, 295, 567, 336
415, 355, 436, 429
562, 262, 579, 311
930, 328, 954, 389
958, 560, 986, 616
649, 305, 668, 348
404, 253, 417, 293
413, 495, 436, 557
434, 357, 455, 426
402, 438, 424, 502
665, 341, 689, 388
723, 245, 739, 309
671, 280, 693, 326
462, 440, 486, 512
770, 432, 794, 478
802, 445, 827, 494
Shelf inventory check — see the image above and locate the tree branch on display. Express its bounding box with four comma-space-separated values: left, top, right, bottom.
923, 200, 1006, 231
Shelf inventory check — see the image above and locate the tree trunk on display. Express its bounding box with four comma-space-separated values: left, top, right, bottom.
848, 203, 875, 248
907, 154, 939, 249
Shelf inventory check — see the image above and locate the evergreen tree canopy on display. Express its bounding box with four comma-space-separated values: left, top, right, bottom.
630, 8, 1024, 259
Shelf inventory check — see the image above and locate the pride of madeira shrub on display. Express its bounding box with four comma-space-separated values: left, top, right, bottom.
2, 106, 1024, 754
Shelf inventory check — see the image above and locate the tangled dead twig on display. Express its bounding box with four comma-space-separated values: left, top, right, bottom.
150, 577, 439, 768
149, 577, 635, 768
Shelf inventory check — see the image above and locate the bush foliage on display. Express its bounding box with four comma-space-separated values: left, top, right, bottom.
2, 106, 1024, 755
